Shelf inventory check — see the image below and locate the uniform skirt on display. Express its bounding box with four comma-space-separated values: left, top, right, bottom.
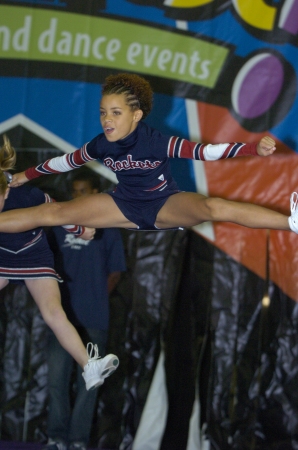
0, 236, 62, 284
108, 179, 182, 230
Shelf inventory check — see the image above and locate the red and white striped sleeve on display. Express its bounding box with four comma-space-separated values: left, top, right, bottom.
25, 143, 96, 180
167, 137, 258, 160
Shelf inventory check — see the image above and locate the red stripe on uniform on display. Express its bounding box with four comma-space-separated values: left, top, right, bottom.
72, 145, 93, 166
144, 180, 167, 191
168, 137, 178, 158
199, 144, 206, 160
43, 160, 61, 174
221, 143, 234, 158
22, 230, 43, 248
0, 267, 57, 274
82, 144, 93, 162
179, 140, 197, 159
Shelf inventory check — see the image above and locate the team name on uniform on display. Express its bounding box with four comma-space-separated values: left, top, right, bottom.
104, 154, 162, 171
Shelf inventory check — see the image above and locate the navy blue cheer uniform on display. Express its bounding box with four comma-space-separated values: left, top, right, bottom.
0, 185, 62, 283
25, 121, 259, 230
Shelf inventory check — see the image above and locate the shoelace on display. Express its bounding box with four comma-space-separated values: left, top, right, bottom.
290, 192, 298, 215
86, 342, 100, 362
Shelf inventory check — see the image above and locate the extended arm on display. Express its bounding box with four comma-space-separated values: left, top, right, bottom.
10, 143, 96, 187
167, 136, 276, 161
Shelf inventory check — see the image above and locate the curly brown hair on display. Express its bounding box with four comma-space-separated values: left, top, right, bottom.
102, 73, 153, 119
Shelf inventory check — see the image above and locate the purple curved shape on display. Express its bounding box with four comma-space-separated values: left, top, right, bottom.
237, 55, 284, 119
280, 0, 298, 34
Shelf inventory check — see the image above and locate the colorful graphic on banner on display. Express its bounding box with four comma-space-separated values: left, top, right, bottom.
0, 0, 298, 300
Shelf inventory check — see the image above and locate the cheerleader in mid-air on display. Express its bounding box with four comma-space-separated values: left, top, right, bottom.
3, 72, 298, 236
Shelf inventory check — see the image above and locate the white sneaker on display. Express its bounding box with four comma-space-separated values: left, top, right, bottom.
82, 342, 119, 391
289, 192, 298, 233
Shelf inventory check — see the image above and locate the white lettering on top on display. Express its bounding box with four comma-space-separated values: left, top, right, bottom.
104, 154, 162, 171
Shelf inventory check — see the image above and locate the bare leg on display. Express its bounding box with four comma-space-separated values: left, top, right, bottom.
155, 192, 290, 230
25, 278, 88, 368
0, 193, 137, 233
0, 279, 9, 290
0, 191, 291, 232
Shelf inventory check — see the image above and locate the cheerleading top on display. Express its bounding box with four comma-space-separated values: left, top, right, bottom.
24, 121, 259, 228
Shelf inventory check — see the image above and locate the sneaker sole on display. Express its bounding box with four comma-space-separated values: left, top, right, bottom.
101, 355, 119, 379
85, 355, 119, 390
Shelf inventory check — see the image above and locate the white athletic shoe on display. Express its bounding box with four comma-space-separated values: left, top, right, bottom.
82, 342, 119, 391
288, 192, 298, 233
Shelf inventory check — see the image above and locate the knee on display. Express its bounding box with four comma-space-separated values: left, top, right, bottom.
42, 303, 67, 329
204, 197, 224, 221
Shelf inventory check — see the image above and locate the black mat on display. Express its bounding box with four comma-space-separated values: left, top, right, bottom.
0, 442, 97, 450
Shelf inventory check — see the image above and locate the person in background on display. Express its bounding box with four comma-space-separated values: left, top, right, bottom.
0, 136, 119, 402
43, 170, 126, 450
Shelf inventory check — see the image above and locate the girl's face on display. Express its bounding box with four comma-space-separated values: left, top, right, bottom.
100, 93, 143, 142
0, 188, 9, 213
